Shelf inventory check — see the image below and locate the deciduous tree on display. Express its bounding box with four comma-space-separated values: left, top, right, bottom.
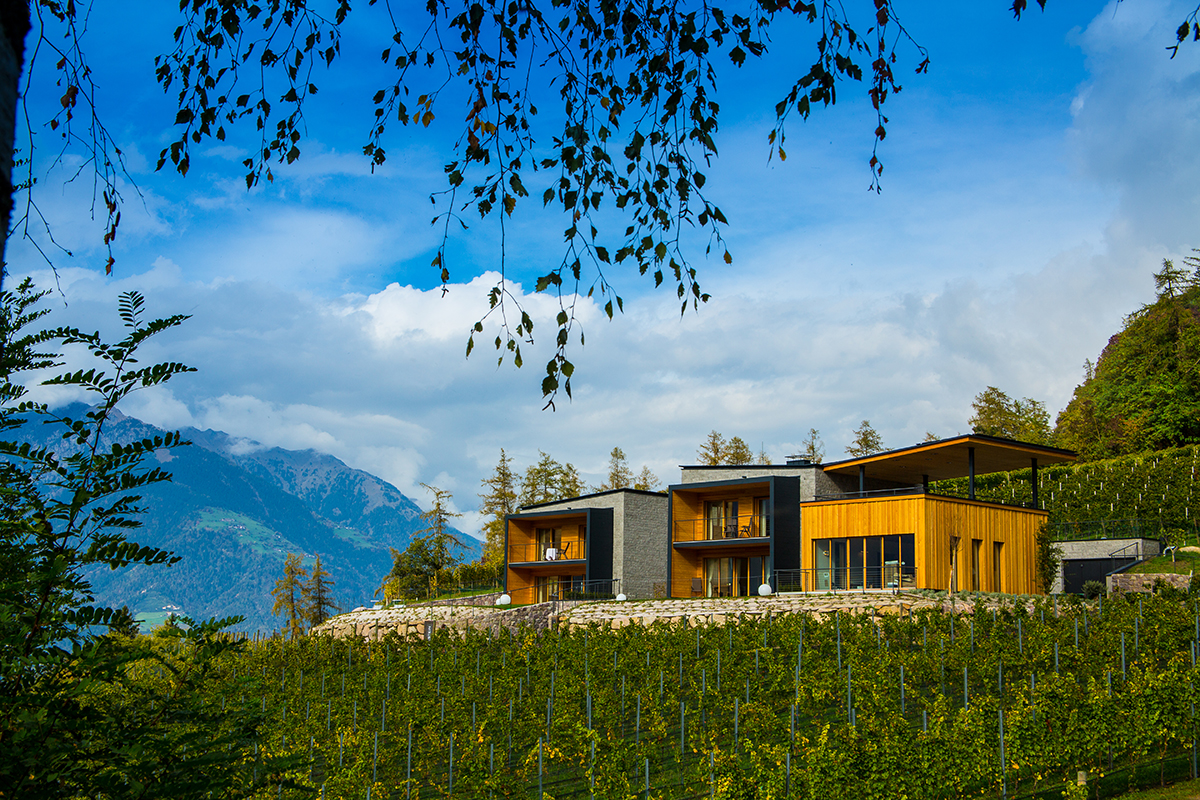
697, 431, 726, 466
379, 484, 465, 600
0, 281, 295, 795
518, 451, 583, 506
969, 386, 1052, 444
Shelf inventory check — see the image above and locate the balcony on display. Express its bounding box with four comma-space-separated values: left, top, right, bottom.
507, 540, 586, 564
672, 515, 770, 543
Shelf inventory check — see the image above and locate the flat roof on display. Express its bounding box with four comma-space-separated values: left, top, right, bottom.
821, 434, 1076, 484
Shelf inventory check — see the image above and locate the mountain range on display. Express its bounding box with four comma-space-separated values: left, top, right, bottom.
24, 404, 479, 632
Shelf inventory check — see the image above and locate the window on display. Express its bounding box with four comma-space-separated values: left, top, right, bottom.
702, 557, 765, 597
754, 497, 770, 537
705, 500, 739, 539
971, 539, 982, 592
536, 527, 561, 561
993, 541, 1003, 593
814, 534, 914, 591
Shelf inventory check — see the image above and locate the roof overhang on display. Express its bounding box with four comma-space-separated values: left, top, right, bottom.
821, 434, 1076, 484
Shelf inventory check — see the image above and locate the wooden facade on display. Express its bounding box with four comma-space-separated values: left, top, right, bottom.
800, 493, 1048, 594
504, 510, 589, 605
668, 477, 800, 598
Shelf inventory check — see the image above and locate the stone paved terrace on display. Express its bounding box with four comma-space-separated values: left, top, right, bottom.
313, 590, 1052, 640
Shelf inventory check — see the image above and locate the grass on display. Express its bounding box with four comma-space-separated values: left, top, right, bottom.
1117, 778, 1200, 799
1127, 548, 1200, 576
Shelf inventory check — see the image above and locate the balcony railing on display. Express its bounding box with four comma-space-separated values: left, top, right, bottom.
673, 515, 770, 543
773, 566, 917, 593
507, 578, 620, 605
813, 485, 925, 501
508, 541, 586, 564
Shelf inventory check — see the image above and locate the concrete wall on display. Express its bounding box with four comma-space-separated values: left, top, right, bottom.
519, 489, 669, 599
1052, 538, 1161, 593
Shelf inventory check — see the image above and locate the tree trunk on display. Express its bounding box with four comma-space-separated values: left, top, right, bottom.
0, 1, 31, 286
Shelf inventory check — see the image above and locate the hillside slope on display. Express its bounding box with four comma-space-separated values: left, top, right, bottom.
24, 405, 478, 632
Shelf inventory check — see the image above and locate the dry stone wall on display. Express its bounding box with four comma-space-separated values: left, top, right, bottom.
1108, 572, 1191, 593
314, 590, 1044, 640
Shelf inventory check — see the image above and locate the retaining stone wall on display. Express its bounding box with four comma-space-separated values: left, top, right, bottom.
1108, 572, 1191, 593
315, 590, 1047, 640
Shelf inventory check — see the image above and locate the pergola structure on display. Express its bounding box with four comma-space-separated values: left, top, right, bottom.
821, 434, 1078, 504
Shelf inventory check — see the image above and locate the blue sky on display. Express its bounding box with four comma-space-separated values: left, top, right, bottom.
9, 0, 1199, 538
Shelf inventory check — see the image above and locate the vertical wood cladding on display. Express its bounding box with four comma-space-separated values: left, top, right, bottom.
800, 494, 1047, 595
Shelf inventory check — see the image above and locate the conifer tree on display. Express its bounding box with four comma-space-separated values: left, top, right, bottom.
479, 449, 517, 567
801, 428, 825, 463
633, 466, 661, 491
724, 436, 755, 465
271, 553, 309, 639
599, 446, 633, 491
697, 431, 726, 465
846, 420, 885, 457
302, 555, 337, 627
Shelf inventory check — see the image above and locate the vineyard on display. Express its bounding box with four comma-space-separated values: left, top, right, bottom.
935, 444, 1200, 534
151, 592, 1200, 799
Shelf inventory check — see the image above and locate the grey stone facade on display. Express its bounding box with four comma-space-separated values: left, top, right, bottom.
677, 463, 907, 502
519, 489, 669, 599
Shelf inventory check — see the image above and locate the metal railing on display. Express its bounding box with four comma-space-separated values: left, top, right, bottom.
813, 485, 925, 502
773, 566, 917, 593
672, 515, 770, 542
508, 540, 586, 564
507, 578, 620, 605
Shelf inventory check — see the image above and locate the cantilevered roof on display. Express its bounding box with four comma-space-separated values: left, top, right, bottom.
821, 434, 1076, 484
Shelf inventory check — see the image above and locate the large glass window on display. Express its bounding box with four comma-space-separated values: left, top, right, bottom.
702, 557, 768, 596
814, 534, 915, 590
705, 500, 740, 539
536, 527, 561, 560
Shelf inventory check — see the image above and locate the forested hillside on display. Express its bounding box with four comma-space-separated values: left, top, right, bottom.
1055, 259, 1200, 460
17, 404, 478, 632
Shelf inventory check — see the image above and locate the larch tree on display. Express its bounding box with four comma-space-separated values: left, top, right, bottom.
478, 448, 518, 567
518, 451, 583, 506
724, 436, 755, 465
633, 465, 661, 491
696, 431, 726, 466
598, 446, 633, 491
379, 484, 465, 600
800, 428, 825, 463
302, 554, 337, 627
271, 552, 309, 639
845, 420, 885, 457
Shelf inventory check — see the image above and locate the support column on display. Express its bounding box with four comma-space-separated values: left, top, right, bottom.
922, 474, 929, 493
859, 465, 865, 495
968, 447, 975, 501
1031, 458, 1039, 509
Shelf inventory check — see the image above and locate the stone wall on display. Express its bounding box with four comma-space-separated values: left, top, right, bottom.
315, 591, 1048, 640
312, 598, 593, 640
1108, 572, 1191, 594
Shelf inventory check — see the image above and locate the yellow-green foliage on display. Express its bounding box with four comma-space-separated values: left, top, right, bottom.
200, 595, 1200, 799
936, 445, 1200, 534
